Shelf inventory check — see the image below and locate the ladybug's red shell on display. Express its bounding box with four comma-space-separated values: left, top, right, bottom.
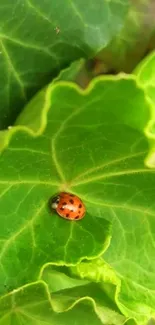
51, 192, 85, 220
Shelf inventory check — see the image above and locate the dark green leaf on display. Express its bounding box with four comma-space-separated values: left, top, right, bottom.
0, 0, 129, 128
100, 0, 155, 73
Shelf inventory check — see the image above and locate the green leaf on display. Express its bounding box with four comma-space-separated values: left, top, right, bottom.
70, 258, 154, 325
0, 0, 129, 129
0, 72, 112, 294
133, 51, 155, 167
0, 281, 106, 325
0, 72, 154, 324
40, 261, 129, 325
134, 51, 155, 104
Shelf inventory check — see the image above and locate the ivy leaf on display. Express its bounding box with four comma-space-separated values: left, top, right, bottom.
0, 281, 107, 325
40, 261, 131, 325
0, 72, 154, 324
0, 0, 129, 129
0, 264, 135, 325
0, 77, 113, 294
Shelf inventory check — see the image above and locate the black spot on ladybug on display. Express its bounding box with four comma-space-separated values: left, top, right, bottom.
75, 216, 79, 219
66, 213, 69, 218
71, 209, 74, 212
79, 203, 82, 208
60, 207, 64, 211
63, 202, 67, 206
69, 199, 74, 204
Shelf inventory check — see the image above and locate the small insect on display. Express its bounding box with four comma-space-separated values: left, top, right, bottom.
54, 26, 60, 35
50, 192, 86, 220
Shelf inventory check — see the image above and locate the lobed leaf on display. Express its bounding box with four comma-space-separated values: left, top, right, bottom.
0, 68, 154, 324
0, 281, 106, 325
0, 0, 129, 129
40, 261, 131, 325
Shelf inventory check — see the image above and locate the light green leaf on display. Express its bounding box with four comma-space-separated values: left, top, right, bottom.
0, 0, 129, 129
0, 281, 105, 325
0, 73, 154, 324
0, 77, 112, 294
133, 51, 155, 167
134, 51, 155, 99
40, 262, 128, 325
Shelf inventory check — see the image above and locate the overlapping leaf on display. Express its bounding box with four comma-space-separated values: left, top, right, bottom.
0, 0, 129, 129
134, 51, 155, 167
0, 281, 107, 325
100, 0, 155, 73
40, 261, 131, 325
0, 263, 135, 325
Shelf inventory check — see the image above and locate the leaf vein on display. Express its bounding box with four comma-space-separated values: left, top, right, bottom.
8, 147, 50, 156
0, 201, 46, 261
72, 168, 155, 186
73, 151, 146, 182
0, 40, 26, 100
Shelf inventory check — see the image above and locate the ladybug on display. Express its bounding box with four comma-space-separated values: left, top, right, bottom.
50, 192, 86, 220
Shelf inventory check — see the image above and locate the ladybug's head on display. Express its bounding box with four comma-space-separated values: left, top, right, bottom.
50, 195, 60, 209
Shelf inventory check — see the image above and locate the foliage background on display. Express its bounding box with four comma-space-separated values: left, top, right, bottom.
0, 1, 155, 324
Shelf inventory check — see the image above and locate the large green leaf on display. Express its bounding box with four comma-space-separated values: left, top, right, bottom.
0, 72, 154, 324
0, 77, 114, 294
0, 0, 129, 129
